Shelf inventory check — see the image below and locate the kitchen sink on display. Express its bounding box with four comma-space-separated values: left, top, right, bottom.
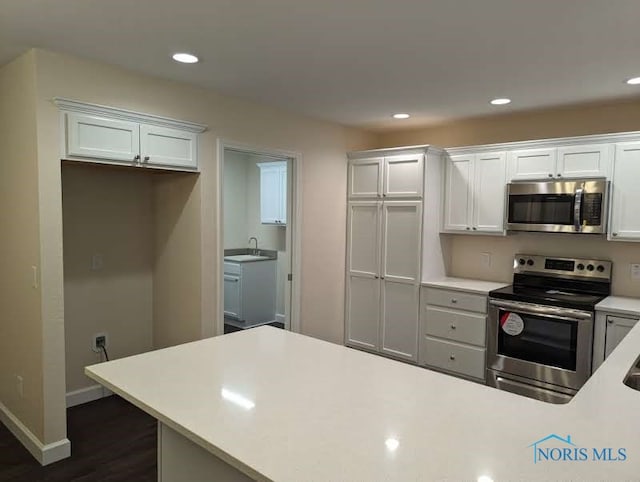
624, 355, 640, 391
224, 254, 270, 262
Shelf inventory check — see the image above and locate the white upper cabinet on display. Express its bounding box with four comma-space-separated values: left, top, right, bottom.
348, 153, 423, 199
557, 144, 611, 179
443, 152, 506, 234
258, 161, 287, 225
383, 154, 424, 198
140, 125, 197, 169
508, 148, 557, 181
610, 142, 640, 241
348, 158, 383, 199
443, 155, 474, 232
55, 98, 206, 172
67, 113, 140, 163
472, 152, 507, 233
508, 144, 612, 181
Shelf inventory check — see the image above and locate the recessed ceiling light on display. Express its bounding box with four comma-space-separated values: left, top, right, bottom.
172, 53, 199, 64
626, 77, 640, 85
392, 113, 410, 119
490, 98, 511, 106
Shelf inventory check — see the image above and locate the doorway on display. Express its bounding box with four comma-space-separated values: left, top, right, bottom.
217, 142, 301, 336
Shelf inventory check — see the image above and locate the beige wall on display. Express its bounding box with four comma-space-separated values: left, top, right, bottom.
377, 97, 640, 148
0, 52, 46, 441
379, 97, 640, 292
61, 165, 154, 392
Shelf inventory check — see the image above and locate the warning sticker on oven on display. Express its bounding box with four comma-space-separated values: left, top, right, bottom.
500, 312, 524, 336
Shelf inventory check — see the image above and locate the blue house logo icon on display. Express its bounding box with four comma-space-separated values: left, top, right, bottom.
528, 434, 576, 464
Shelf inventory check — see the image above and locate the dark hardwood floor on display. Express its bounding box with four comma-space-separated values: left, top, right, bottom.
0, 396, 156, 482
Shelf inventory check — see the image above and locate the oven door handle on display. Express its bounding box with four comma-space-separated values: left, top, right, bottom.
489, 299, 593, 321
574, 186, 584, 232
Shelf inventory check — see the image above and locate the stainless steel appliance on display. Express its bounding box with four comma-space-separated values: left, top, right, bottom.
506, 178, 609, 234
487, 254, 612, 404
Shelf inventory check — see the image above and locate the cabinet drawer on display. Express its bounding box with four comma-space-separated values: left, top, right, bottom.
223, 262, 241, 275
421, 337, 485, 380
425, 288, 487, 313
423, 306, 486, 346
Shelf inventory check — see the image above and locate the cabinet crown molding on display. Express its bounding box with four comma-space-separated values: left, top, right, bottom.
52, 97, 208, 134
348, 144, 445, 160
445, 131, 640, 156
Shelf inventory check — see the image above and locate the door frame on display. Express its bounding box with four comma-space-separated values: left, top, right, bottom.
216, 139, 303, 335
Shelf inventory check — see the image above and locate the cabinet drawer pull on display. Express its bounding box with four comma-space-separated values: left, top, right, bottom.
450, 324, 457, 330
451, 298, 458, 304
449, 355, 456, 361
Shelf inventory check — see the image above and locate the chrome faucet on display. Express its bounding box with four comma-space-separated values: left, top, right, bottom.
248, 237, 258, 255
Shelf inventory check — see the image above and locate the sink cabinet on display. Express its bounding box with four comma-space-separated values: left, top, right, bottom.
223, 260, 276, 324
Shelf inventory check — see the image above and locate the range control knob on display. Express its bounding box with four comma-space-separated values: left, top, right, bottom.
587, 264, 595, 272
577, 263, 585, 271
527, 259, 534, 266
597, 265, 605, 273
519, 258, 526, 265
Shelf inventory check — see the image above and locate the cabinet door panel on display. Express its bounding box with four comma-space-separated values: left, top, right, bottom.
223, 275, 242, 320
383, 155, 423, 198
347, 202, 381, 276
346, 275, 380, 350
258, 163, 285, 224
66, 113, 139, 163
349, 158, 383, 198
610, 143, 640, 240
605, 315, 638, 357
508, 148, 557, 181
382, 201, 421, 282
472, 152, 506, 233
443, 155, 473, 231
381, 281, 419, 361
557, 144, 612, 179
140, 125, 197, 170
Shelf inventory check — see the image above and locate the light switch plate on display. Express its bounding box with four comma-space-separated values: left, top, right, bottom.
91, 254, 104, 271
631, 264, 640, 280
480, 252, 491, 268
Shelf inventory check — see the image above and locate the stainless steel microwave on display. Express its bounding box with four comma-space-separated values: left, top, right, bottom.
506, 179, 609, 234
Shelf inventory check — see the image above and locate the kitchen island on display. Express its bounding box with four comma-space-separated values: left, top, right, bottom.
86, 325, 640, 481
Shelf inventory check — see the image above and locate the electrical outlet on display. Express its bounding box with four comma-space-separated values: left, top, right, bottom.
16, 375, 23, 398
92, 333, 108, 352
91, 254, 104, 271
631, 264, 640, 280
480, 252, 492, 268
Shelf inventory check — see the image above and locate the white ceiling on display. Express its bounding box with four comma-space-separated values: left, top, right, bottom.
2, 0, 640, 129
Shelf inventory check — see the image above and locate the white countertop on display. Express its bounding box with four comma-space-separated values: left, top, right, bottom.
86, 326, 640, 481
421, 277, 510, 294
596, 296, 640, 317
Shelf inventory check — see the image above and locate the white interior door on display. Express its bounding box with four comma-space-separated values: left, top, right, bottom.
66, 112, 140, 163
345, 201, 382, 350
348, 158, 383, 199
472, 151, 506, 233
140, 125, 197, 169
443, 155, 473, 232
383, 154, 424, 198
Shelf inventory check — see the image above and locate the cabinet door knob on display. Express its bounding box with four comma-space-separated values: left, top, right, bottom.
374, 275, 379, 279
134, 154, 140, 161
381, 276, 385, 280
144, 156, 150, 161
608, 319, 614, 324
450, 324, 457, 330
449, 355, 456, 361
472, 227, 477, 231
451, 298, 458, 304
612, 233, 618, 237
466, 227, 470, 231
548, 173, 553, 178
557, 173, 562, 177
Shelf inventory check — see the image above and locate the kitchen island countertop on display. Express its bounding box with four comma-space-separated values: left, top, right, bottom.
86, 324, 640, 481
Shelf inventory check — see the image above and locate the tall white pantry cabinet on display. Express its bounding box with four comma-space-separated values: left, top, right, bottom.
345, 146, 446, 363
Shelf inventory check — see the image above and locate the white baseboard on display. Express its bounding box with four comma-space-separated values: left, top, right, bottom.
66, 384, 112, 408
0, 400, 71, 466
275, 313, 285, 324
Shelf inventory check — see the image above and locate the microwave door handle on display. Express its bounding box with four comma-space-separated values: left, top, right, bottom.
574, 187, 584, 232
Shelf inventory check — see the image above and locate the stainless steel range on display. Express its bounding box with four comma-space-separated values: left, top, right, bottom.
486, 254, 612, 404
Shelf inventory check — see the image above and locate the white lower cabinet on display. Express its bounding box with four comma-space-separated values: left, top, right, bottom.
223, 260, 277, 324
605, 315, 638, 358
381, 281, 419, 360
593, 304, 640, 371
419, 287, 488, 381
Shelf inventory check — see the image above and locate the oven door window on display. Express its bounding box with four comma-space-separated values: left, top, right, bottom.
497, 309, 578, 371
508, 194, 575, 225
